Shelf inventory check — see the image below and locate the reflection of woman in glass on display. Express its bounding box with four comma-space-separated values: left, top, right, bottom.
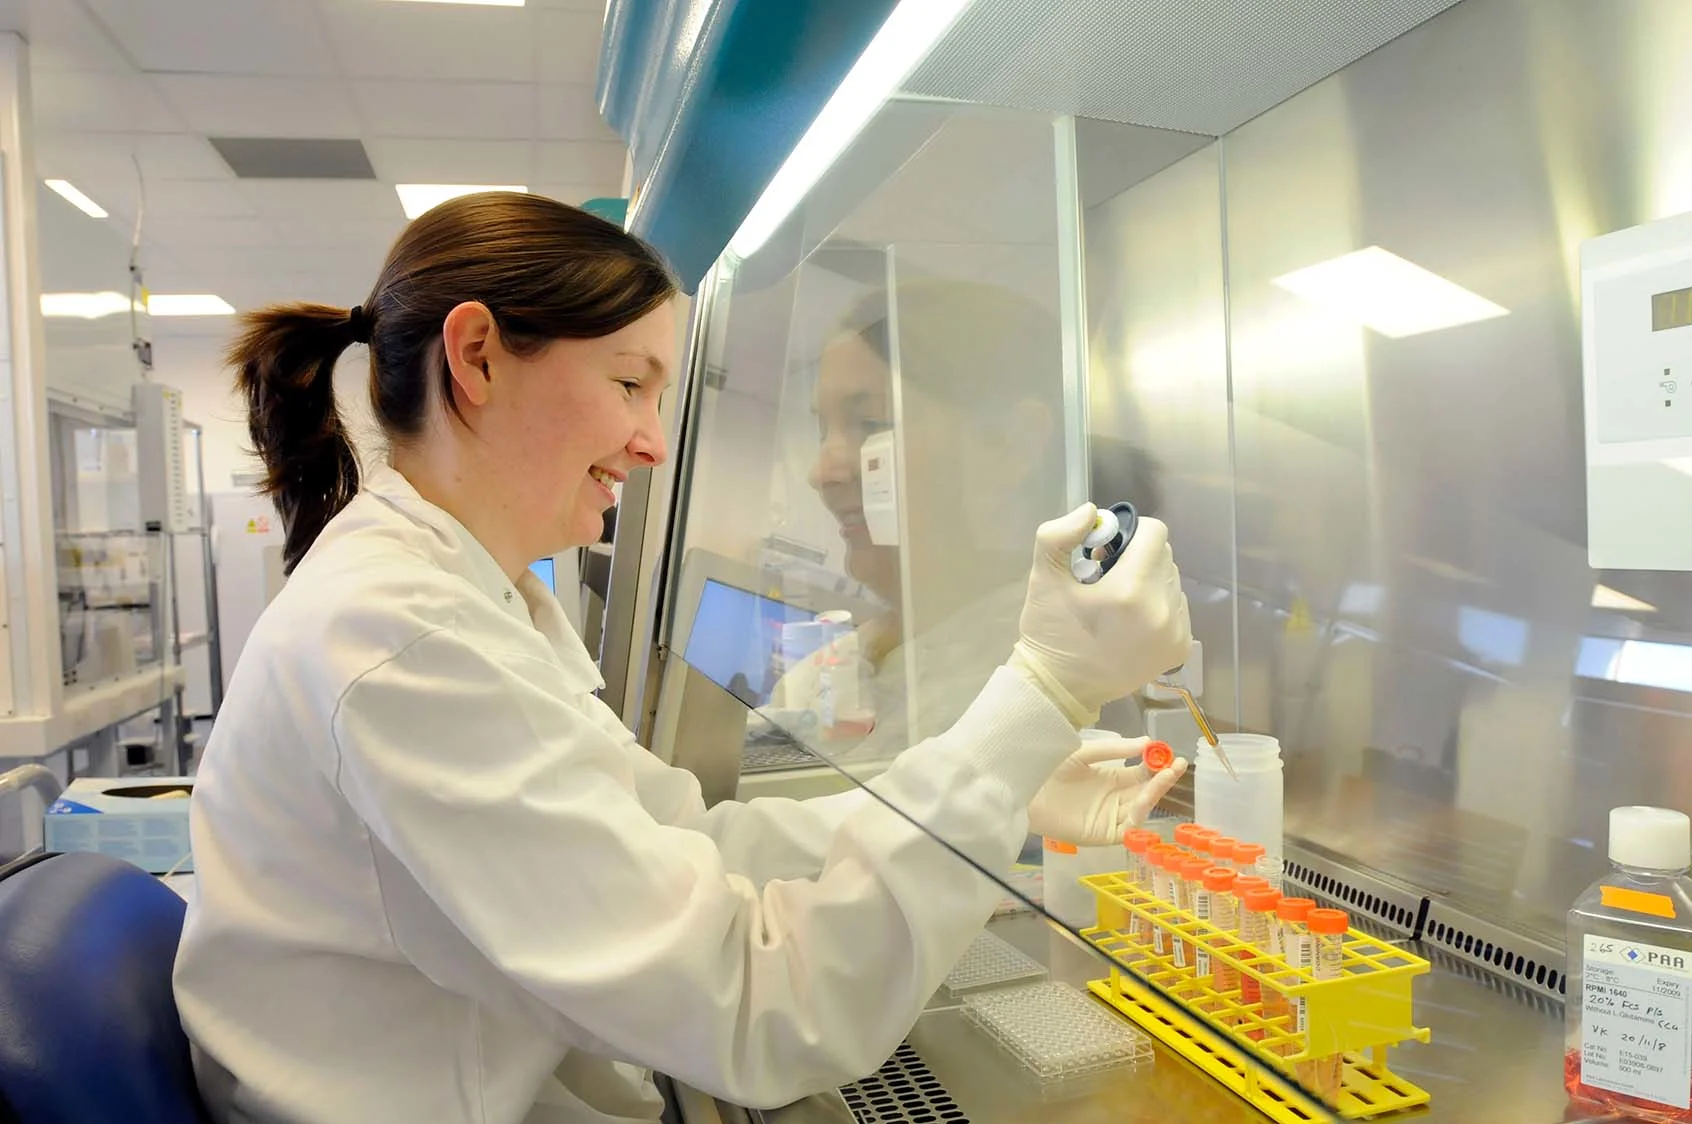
780, 281, 1073, 750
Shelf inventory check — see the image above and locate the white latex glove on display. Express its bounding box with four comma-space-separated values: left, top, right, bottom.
1010, 503, 1192, 726
1027, 736, 1189, 846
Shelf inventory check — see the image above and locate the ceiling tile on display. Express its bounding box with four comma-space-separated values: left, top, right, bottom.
320, 2, 536, 82
36, 131, 234, 185
137, 180, 257, 221
535, 9, 604, 84
236, 180, 401, 221
353, 80, 535, 141
364, 137, 535, 184
82, 0, 336, 77
534, 140, 625, 185
32, 69, 183, 133
143, 217, 280, 250
17, 0, 134, 73
536, 83, 619, 142
153, 75, 362, 138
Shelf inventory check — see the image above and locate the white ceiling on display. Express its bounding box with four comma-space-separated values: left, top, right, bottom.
4, 0, 625, 350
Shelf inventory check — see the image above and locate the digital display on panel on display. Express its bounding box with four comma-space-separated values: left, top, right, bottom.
1651, 285, 1692, 332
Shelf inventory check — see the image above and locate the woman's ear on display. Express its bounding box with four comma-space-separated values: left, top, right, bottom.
441, 301, 497, 408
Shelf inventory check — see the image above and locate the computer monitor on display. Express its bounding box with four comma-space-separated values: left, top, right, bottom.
681, 578, 819, 707
528, 557, 557, 594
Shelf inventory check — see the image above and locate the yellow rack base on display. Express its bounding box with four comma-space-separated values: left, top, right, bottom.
1079, 872, 1431, 1121
1086, 973, 1430, 1122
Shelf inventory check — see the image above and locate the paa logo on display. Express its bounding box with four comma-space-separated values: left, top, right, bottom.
1625, 947, 1643, 963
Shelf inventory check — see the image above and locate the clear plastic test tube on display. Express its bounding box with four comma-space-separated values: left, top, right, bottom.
1233, 842, 1267, 879
1176, 856, 1210, 973
1149, 846, 1181, 957
1123, 830, 1160, 950
1210, 836, 1240, 871
1239, 888, 1282, 1039
1203, 866, 1239, 995
1276, 897, 1316, 1057
1305, 908, 1351, 1101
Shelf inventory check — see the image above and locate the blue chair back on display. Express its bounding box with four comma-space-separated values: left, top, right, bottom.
0, 851, 209, 1123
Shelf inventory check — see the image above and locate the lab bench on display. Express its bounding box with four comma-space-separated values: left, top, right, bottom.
673, 910, 1578, 1124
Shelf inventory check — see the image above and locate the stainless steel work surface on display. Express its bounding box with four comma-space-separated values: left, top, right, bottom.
713, 912, 1577, 1124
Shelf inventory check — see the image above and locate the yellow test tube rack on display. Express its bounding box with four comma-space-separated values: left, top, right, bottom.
1079, 872, 1431, 1122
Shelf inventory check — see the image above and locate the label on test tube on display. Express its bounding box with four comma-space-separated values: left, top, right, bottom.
1278, 898, 1317, 1035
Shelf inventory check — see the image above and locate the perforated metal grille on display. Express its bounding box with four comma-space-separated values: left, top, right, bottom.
902, 0, 1464, 135
840, 1043, 970, 1124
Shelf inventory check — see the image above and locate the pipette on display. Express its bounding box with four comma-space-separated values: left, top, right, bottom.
1070, 502, 1238, 781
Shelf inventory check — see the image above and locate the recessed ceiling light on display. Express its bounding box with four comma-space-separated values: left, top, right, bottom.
41, 291, 137, 319
44, 179, 108, 219
726, 0, 978, 258
147, 294, 235, 317
1271, 246, 1509, 338
1593, 584, 1657, 613
395, 184, 528, 220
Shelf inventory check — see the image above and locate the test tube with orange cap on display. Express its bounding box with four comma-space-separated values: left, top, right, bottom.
1172, 822, 1206, 852
1238, 888, 1282, 1038
1209, 836, 1240, 870
1202, 866, 1239, 994
1175, 856, 1210, 972
1273, 897, 1317, 1055
1148, 846, 1181, 956
1303, 908, 1352, 1100
1232, 842, 1267, 877
1123, 830, 1160, 949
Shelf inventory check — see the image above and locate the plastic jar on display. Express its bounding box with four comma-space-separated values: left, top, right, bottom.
1195, 733, 1284, 857
1042, 838, 1092, 930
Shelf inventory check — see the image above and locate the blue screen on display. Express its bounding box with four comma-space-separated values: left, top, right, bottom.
528, 557, 556, 594
683, 579, 816, 706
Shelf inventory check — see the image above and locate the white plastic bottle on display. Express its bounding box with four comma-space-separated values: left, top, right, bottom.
1566, 806, 1692, 1123
1194, 733, 1284, 858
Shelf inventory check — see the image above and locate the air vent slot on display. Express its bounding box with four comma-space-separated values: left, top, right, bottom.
210, 137, 377, 180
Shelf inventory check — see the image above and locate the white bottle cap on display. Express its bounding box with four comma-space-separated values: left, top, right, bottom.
1610, 806, 1692, 870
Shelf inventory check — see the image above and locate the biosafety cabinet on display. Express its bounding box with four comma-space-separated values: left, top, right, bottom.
594, 1, 1692, 1122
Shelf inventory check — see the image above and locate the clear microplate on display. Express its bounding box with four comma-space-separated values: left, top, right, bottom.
943, 931, 1048, 996
963, 981, 1153, 1082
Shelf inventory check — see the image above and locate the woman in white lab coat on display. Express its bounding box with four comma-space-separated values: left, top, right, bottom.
172, 192, 1193, 1124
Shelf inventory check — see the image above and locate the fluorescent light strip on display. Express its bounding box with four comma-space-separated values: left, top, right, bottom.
727, 0, 977, 258
1272, 246, 1508, 338
41, 292, 235, 318
44, 179, 108, 219
396, 183, 527, 220
41, 291, 136, 319
1592, 584, 1657, 613
147, 294, 234, 317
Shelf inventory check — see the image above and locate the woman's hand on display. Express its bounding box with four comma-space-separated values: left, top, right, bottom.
1010, 503, 1192, 726
1026, 736, 1188, 846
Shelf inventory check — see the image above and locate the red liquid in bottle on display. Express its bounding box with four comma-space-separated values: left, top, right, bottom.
1565, 1048, 1692, 1124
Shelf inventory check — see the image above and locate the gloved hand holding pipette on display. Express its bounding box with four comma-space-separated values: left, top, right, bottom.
1009, 502, 1193, 727
1028, 735, 1189, 845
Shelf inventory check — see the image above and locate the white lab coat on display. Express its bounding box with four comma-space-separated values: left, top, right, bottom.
173, 465, 1081, 1124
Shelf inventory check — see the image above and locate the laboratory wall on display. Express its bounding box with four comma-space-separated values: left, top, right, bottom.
1084, 0, 1692, 942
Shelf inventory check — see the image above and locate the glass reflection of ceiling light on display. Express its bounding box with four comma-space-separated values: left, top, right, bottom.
379, 0, 524, 5
1667, 457, 1692, 477
1579, 637, 1692, 694
1592, 584, 1656, 613
1271, 246, 1509, 338
147, 294, 235, 317
1405, 554, 1488, 585
41, 291, 137, 319
45, 179, 108, 219
395, 184, 527, 220
727, 0, 978, 259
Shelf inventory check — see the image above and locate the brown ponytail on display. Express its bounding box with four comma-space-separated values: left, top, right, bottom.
229, 305, 362, 574
228, 192, 675, 575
